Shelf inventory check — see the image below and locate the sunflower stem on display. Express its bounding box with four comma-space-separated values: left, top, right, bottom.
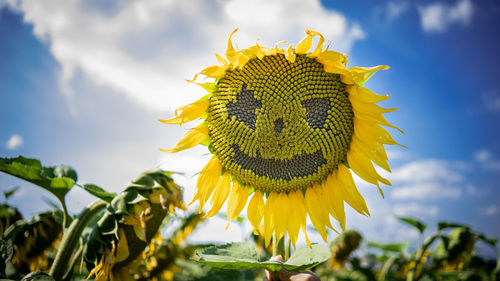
272, 232, 286, 258
285, 234, 291, 261
50, 199, 108, 280
272, 232, 278, 257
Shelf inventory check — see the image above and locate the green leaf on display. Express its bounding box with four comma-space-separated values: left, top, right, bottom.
195, 243, 330, 272
3, 186, 19, 200
0, 156, 77, 203
82, 184, 116, 202
477, 233, 498, 247
398, 216, 427, 233
285, 244, 331, 270
0, 240, 13, 278
437, 221, 466, 230
366, 241, 409, 253
21, 272, 55, 281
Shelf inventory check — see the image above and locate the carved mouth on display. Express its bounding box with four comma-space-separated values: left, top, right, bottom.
231, 144, 327, 181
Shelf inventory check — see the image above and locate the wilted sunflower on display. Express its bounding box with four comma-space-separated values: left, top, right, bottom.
161, 29, 403, 248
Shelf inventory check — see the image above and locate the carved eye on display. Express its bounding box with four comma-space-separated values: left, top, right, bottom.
227, 84, 262, 130
301, 97, 331, 129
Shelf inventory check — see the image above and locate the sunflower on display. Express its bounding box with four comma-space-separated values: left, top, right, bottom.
161, 29, 403, 248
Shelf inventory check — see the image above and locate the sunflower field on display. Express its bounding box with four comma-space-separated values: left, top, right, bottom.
0, 156, 498, 281
1, 26, 499, 281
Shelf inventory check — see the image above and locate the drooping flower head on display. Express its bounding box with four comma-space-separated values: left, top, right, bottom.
85, 170, 185, 281
162, 29, 403, 247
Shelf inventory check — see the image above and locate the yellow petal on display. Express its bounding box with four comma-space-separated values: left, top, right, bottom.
86, 255, 104, 280
226, 28, 240, 65
205, 173, 232, 217
287, 192, 301, 248
264, 192, 278, 247
247, 190, 264, 231
324, 175, 346, 230
317, 50, 347, 70
305, 29, 325, 57
226, 183, 249, 228
161, 124, 209, 153
354, 108, 404, 134
348, 65, 389, 85
295, 32, 313, 54
115, 228, 130, 263
347, 147, 391, 186
285, 44, 296, 63
246, 44, 265, 60
159, 100, 210, 125
201, 65, 226, 78
291, 190, 309, 248
347, 85, 390, 103
350, 98, 399, 115
337, 164, 370, 216
354, 118, 404, 147
194, 83, 217, 94
190, 157, 222, 211
305, 185, 329, 242
215, 53, 229, 69
274, 192, 289, 242
352, 135, 391, 172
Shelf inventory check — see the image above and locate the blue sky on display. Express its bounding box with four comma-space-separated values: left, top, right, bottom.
1, 0, 499, 253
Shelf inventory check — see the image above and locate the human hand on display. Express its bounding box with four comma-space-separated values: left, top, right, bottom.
263, 256, 321, 281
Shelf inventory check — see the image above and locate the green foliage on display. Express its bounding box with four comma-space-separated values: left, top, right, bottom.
366, 241, 409, 253
0, 157, 76, 207
81, 184, 116, 203
398, 216, 427, 233
0, 240, 13, 278
3, 187, 19, 201
195, 242, 330, 272
1, 155, 499, 281
84, 169, 185, 276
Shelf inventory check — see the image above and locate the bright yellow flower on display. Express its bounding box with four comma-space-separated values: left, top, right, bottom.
161, 29, 403, 247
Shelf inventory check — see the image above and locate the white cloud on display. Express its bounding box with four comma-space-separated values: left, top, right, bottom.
5, 134, 23, 150
386, 149, 410, 161
389, 159, 468, 200
391, 182, 461, 200
393, 202, 439, 217
12, 0, 365, 114
479, 205, 500, 216
390, 159, 466, 183
386, 1, 410, 22
481, 91, 500, 112
474, 149, 500, 171
418, 0, 473, 33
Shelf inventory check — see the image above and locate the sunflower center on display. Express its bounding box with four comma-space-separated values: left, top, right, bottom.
207, 53, 354, 192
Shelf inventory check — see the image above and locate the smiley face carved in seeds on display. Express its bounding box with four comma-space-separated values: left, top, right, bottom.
207, 53, 355, 192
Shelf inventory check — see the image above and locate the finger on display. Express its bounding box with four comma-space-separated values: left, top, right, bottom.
264, 269, 272, 281
271, 255, 284, 262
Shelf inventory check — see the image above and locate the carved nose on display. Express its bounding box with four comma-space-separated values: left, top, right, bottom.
274, 118, 285, 133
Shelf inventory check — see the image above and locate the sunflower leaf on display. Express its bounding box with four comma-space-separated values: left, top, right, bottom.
3, 186, 19, 200
285, 244, 331, 270
0, 156, 76, 204
82, 184, 117, 203
398, 216, 427, 233
366, 241, 409, 253
437, 221, 466, 230
195, 243, 330, 272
